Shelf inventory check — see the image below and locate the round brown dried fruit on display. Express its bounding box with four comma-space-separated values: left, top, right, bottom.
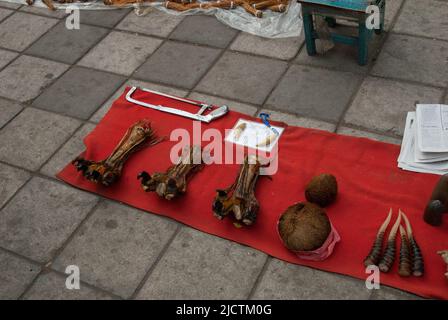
305, 174, 338, 207
278, 202, 331, 252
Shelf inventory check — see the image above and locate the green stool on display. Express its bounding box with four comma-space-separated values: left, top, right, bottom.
298, 0, 385, 65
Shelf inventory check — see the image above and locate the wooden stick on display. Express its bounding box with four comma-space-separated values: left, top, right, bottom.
267, 3, 286, 12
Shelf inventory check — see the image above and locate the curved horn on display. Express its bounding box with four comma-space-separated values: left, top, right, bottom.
364, 208, 392, 267
400, 210, 424, 277
378, 212, 402, 272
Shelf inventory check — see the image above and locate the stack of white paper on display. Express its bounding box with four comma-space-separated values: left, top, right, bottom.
398, 104, 448, 175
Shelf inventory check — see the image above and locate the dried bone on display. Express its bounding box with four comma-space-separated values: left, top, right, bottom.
138, 145, 203, 200
212, 155, 262, 226
378, 212, 402, 272
364, 208, 392, 267
42, 0, 56, 10
73, 119, 162, 186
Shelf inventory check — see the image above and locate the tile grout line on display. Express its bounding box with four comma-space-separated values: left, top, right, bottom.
334, 0, 408, 133
1, 13, 195, 298
0, 10, 444, 122
74, 9, 188, 121
246, 255, 271, 299
22, 21, 118, 109
4, 7, 132, 120
46, 267, 124, 300
0, 245, 122, 299
0, 102, 25, 131
0, 12, 63, 76
0, 173, 33, 212
35, 120, 84, 173
129, 224, 183, 300
17, 198, 105, 299
188, 30, 241, 96
0, 5, 14, 23
0, 4, 443, 299
252, 32, 307, 118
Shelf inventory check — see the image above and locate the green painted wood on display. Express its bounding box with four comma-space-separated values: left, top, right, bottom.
299, 0, 382, 65
298, 0, 373, 12
303, 12, 317, 55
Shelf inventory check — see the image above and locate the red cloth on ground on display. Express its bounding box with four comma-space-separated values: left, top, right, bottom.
58, 87, 448, 299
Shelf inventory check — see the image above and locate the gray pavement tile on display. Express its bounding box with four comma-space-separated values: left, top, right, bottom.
384, 0, 403, 31
23, 271, 115, 300
78, 31, 162, 76
53, 201, 178, 298
32, 66, 125, 119
90, 79, 189, 123
371, 34, 448, 87
40, 123, 95, 177
0, 97, 22, 129
344, 77, 444, 136
79, 8, 131, 28
134, 41, 221, 89
295, 32, 384, 74
0, 7, 13, 22
26, 21, 109, 64
116, 8, 183, 38
337, 127, 401, 145
370, 285, 423, 300
0, 12, 58, 51
188, 92, 258, 116
0, 48, 17, 70
257, 109, 336, 132
0, 249, 40, 299
170, 15, 238, 48
230, 32, 302, 60
0, 2, 21, 9
0, 177, 98, 262
19, 5, 68, 18
266, 65, 362, 122
197, 52, 288, 105
252, 259, 371, 300
0, 163, 30, 209
0, 108, 81, 171
393, 0, 448, 41
136, 227, 267, 300
0, 55, 69, 102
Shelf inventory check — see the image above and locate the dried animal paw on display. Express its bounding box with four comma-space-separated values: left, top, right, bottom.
212, 155, 263, 226
73, 119, 162, 186
138, 145, 203, 200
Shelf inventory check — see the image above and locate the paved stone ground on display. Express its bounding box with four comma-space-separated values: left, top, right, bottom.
0, 0, 446, 300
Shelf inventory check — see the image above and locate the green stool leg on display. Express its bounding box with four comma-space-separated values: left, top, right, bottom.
375, 0, 385, 35
303, 10, 317, 56
358, 21, 369, 66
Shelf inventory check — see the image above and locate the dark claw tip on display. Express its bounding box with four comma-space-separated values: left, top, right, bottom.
137, 171, 150, 181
